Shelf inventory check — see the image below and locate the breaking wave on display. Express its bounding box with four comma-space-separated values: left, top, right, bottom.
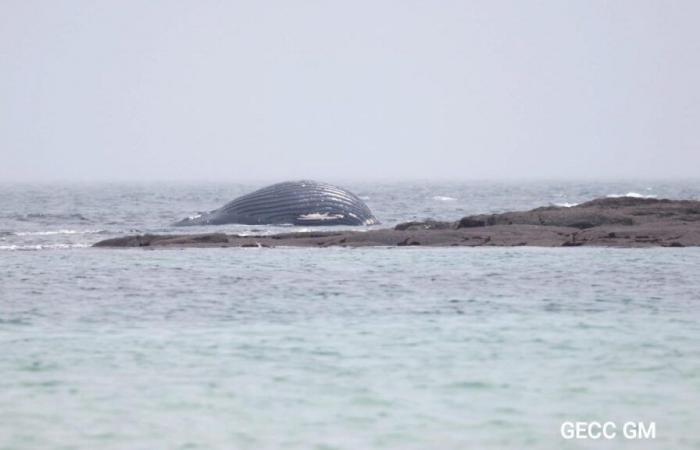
0, 243, 91, 251
606, 192, 657, 199
12, 213, 90, 222
10, 229, 106, 236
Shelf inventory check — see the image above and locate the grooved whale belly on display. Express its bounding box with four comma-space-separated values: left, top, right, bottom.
174, 181, 379, 226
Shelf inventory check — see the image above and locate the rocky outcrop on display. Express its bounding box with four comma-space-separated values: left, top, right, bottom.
454, 197, 699, 229
94, 197, 700, 249
94, 233, 229, 247
399, 197, 700, 231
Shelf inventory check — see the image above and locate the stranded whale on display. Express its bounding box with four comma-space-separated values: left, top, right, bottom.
174, 180, 379, 226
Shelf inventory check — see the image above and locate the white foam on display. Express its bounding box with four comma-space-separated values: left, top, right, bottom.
297, 212, 345, 221
553, 202, 579, 208
12, 229, 105, 236
433, 196, 457, 201
0, 243, 90, 251
606, 192, 657, 199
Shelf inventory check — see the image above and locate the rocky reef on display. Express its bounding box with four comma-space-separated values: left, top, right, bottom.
94, 197, 700, 248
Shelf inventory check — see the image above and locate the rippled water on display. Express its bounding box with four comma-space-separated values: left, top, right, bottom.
1, 181, 700, 449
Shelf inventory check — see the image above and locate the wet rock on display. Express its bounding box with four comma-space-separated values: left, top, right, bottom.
456, 218, 486, 228
397, 237, 421, 246
395, 220, 451, 231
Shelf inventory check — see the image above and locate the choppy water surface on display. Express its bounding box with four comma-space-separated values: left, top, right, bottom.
1, 181, 700, 449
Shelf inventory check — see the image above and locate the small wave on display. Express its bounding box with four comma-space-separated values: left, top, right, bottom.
0, 243, 90, 251
12, 213, 89, 222
433, 196, 457, 201
553, 202, 579, 208
359, 196, 371, 200
606, 192, 657, 199
11, 229, 106, 236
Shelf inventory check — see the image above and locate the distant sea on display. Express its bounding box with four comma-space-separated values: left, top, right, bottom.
1, 181, 700, 449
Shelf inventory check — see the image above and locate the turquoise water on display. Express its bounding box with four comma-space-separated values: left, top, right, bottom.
1, 182, 700, 449
2, 248, 700, 449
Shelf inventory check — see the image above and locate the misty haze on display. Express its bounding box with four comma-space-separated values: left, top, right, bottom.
2, 1, 699, 182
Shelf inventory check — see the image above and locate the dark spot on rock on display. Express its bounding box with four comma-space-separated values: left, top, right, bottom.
569, 222, 595, 229
669, 241, 684, 247
456, 218, 486, 228
395, 220, 451, 231
562, 241, 583, 247
397, 237, 421, 246
191, 234, 228, 244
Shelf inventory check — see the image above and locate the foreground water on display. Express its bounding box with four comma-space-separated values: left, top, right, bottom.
1, 182, 700, 449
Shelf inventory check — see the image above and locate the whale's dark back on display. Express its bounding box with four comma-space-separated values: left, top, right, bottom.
175, 180, 379, 226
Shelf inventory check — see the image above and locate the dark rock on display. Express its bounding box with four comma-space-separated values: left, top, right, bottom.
93, 234, 156, 247
455, 218, 486, 228
397, 237, 421, 246
395, 220, 452, 231
569, 222, 596, 229
189, 234, 228, 244
561, 241, 583, 247
576, 197, 666, 208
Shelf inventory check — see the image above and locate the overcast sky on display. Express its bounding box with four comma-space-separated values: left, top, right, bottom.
1, 0, 698, 182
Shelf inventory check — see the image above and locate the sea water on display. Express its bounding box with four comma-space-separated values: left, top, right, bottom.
1, 181, 699, 449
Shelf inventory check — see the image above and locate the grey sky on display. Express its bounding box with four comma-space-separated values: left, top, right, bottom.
1, 0, 698, 182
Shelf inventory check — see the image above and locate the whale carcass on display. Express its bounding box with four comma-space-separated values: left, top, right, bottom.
174, 180, 379, 226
